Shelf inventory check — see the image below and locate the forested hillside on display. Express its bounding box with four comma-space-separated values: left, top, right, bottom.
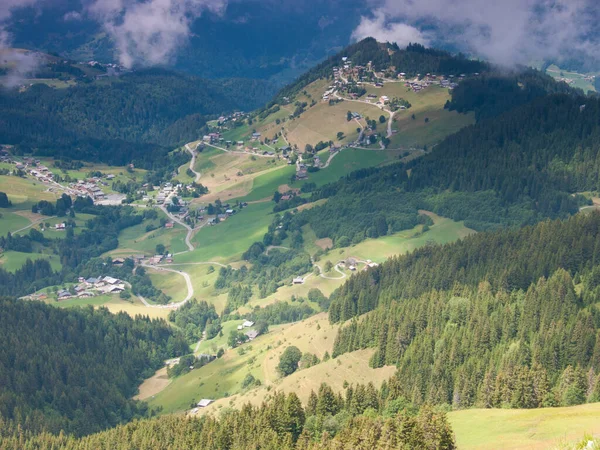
0, 377, 455, 449
286, 92, 596, 247
0, 298, 188, 436
0, 69, 273, 166
329, 212, 600, 321
326, 212, 600, 411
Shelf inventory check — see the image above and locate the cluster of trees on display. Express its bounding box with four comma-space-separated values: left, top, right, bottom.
237, 301, 316, 325
0, 380, 455, 449
0, 192, 12, 207
0, 297, 188, 436
168, 300, 220, 343
446, 69, 579, 120
214, 240, 313, 311
31, 193, 73, 216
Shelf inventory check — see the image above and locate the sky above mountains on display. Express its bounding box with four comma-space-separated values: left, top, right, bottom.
354, 0, 600, 68
1, 0, 600, 84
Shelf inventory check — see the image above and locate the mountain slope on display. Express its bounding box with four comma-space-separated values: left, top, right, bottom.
0, 68, 273, 165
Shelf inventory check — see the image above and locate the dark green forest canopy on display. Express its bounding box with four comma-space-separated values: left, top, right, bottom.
0, 69, 273, 166
329, 212, 600, 323
333, 269, 600, 409
0, 378, 455, 449
0, 297, 188, 437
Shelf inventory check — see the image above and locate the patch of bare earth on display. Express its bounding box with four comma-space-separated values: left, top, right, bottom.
297, 198, 328, 212
315, 238, 333, 250
134, 367, 171, 400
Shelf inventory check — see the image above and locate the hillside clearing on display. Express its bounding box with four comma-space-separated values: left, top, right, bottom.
449, 403, 600, 450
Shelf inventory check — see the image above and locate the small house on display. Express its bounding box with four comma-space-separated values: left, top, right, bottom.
242, 320, 254, 328
293, 277, 304, 285
103, 276, 119, 285
245, 330, 259, 341
197, 399, 213, 408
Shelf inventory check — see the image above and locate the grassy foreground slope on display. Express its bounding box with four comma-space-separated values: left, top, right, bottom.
450, 403, 600, 450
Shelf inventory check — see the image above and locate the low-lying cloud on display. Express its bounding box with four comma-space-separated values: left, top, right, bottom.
0, 0, 45, 86
0, 0, 228, 75
87, 0, 227, 68
353, 0, 600, 68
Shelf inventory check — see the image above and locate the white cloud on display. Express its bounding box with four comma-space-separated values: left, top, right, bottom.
352, 11, 429, 47
86, 0, 227, 68
63, 11, 82, 21
353, 0, 600, 67
0, 0, 45, 86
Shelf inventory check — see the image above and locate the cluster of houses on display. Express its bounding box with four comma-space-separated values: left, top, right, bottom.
22, 275, 127, 302
216, 111, 246, 126
6, 156, 55, 182
206, 203, 244, 225
236, 320, 260, 341
146, 253, 174, 265
202, 132, 223, 144
69, 178, 110, 200
328, 57, 465, 103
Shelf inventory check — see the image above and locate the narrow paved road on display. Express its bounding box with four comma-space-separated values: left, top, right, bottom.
184, 143, 202, 183
140, 263, 194, 308
313, 262, 347, 280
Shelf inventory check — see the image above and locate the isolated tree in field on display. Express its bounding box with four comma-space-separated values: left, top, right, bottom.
425, 117, 429, 123
156, 244, 165, 254
278, 345, 302, 376
347, 111, 352, 121
379, 115, 386, 123
0, 192, 11, 208
337, 131, 345, 140
324, 261, 333, 272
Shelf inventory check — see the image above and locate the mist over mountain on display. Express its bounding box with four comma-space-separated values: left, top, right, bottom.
2, 0, 368, 83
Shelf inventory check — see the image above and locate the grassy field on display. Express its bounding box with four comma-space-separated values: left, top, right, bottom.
0, 250, 62, 272
0, 210, 31, 235
147, 269, 189, 304
102, 297, 172, 320
192, 147, 286, 202
546, 64, 596, 94
0, 174, 61, 208
157, 263, 228, 313
108, 214, 188, 258
230, 165, 296, 202
148, 313, 396, 415
332, 211, 474, 263
449, 403, 600, 450
383, 85, 475, 149
53, 295, 117, 309
182, 201, 274, 263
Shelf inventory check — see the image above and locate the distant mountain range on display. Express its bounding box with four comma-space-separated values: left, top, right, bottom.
5, 0, 369, 84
